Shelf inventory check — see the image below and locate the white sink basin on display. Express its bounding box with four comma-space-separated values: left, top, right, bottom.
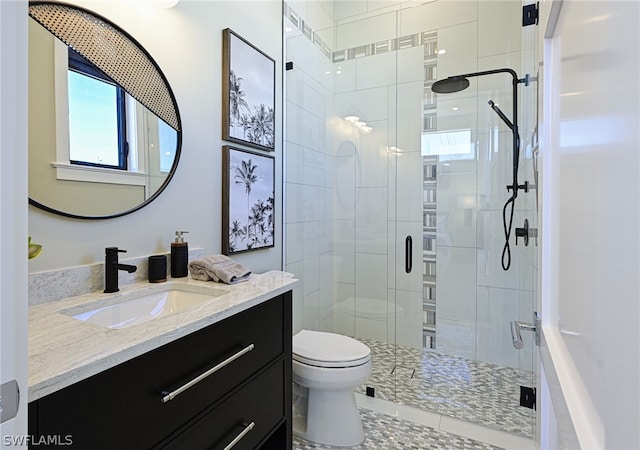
61, 285, 228, 329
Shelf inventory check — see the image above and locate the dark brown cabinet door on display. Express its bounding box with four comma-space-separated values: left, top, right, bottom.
29, 292, 292, 450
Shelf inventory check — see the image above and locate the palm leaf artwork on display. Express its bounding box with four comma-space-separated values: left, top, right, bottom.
229, 70, 249, 131
230, 155, 273, 251
224, 29, 275, 151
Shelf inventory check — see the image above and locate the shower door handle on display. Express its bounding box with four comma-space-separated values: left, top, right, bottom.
405, 236, 412, 273
510, 312, 541, 349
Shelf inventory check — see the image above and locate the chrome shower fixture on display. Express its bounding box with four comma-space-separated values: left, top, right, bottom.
432, 68, 531, 271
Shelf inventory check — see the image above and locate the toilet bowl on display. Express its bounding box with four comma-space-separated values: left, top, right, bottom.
292, 330, 371, 447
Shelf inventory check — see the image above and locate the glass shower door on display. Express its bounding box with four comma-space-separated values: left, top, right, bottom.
389, 0, 539, 438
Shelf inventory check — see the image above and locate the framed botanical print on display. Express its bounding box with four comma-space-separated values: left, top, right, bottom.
222, 146, 275, 254
222, 28, 276, 151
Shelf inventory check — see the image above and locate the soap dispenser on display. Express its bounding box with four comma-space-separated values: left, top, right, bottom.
171, 231, 189, 278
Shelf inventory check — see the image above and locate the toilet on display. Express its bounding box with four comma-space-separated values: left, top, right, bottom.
292, 329, 372, 447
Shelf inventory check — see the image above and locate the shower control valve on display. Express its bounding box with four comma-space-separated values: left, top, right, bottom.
515, 218, 538, 247
515, 219, 529, 246
507, 180, 532, 193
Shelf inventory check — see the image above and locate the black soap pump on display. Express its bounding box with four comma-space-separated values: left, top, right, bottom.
171, 231, 189, 278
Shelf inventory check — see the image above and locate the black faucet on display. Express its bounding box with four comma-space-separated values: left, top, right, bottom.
104, 247, 137, 293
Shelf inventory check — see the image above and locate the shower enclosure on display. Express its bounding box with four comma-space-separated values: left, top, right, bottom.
284, 0, 539, 439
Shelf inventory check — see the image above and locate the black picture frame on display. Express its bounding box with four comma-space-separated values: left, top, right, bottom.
222, 28, 276, 152
222, 146, 275, 254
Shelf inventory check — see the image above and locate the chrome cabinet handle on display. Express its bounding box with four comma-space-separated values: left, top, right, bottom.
161, 344, 255, 403
223, 422, 255, 450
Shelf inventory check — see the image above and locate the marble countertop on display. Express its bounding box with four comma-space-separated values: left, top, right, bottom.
28, 271, 298, 402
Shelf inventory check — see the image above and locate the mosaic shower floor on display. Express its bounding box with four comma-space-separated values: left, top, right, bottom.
292, 408, 504, 450
354, 338, 535, 439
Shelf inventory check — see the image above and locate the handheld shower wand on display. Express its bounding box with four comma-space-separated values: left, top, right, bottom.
432, 69, 529, 270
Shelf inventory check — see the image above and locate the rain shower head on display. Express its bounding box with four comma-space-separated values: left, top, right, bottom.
431, 76, 470, 94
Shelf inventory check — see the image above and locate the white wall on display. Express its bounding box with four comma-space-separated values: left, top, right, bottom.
1, 0, 29, 444
540, 1, 640, 448
28, 1, 283, 276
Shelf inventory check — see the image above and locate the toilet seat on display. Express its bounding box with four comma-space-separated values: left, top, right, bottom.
293, 330, 370, 368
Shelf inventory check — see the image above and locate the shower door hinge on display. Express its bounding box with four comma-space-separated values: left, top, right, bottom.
520, 386, 536, 410
522, 2, 539, 27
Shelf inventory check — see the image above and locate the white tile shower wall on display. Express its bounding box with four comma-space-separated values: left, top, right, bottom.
517, 287, 534, 374
392, 288, 423, 348
303, 289, 321, 330
333, 1, 367, 22
333, 87, 390, 122
354, 124, 389, 188
437, 246, 478, 323
436, 318, 477, 360
295, 0, 333, 32
476, 52, 523, 129
435, 21, 479, 81
475, 285, 535, 371
285, 9, 334, 333
437, 171, 478, 249
333, 281, 355, 336
477, 131, 516, 211
355, 187, 388, 254
391, 150, 423, 223
436, 95, 478, 141
397, 46, 425, 84
286, 142, 305, 185
476, 286, 520, 368
355, 252, 388, 301
477, 1, 522, 58
335, 9, 397, 49
398, 1, 477, 37
286, 1, 535, 369
303, 253, 320, 297
355, 52, 397, 90
319, 251, 334, 324
333, 219, 356, 283
332, 59, 357, 94
394, 82, 424, 153
333, 154, 356, 219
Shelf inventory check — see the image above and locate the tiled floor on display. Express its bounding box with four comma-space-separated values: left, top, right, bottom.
292, 407, 505, 450
354, 338, 536, 439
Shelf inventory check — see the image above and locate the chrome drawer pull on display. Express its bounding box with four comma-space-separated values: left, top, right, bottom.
161, 343, 255, 403
223, 422, 255, 450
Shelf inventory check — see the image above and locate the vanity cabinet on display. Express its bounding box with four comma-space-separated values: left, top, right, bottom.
28, 292, 292, 450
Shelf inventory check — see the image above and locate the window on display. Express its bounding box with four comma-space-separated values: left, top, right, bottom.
67, 49, 127, 170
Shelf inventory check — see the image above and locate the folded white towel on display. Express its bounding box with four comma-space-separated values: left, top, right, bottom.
188, 255, 251, 284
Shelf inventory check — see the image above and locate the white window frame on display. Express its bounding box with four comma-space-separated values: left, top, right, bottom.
52, 39, 149, 188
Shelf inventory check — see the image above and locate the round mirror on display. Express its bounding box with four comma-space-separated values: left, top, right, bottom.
28, 1, 182, 219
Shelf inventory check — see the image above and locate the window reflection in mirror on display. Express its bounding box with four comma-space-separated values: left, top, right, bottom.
28, 16, 179, 218
68, 49, 126, 169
